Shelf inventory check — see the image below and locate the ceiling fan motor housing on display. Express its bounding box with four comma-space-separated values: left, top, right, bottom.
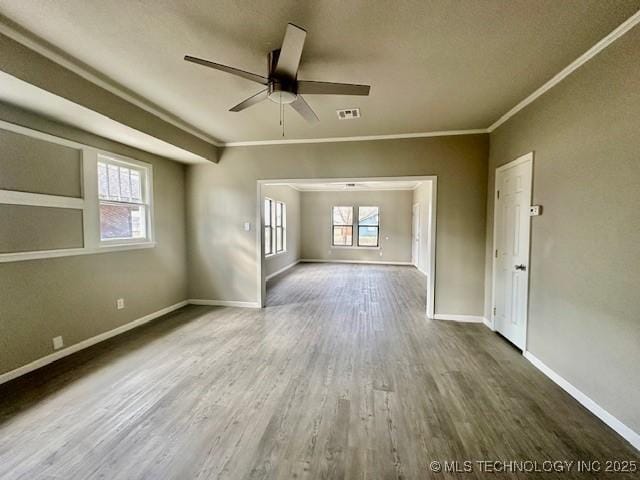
268, 49, 297, 104
268, 81, 297, 104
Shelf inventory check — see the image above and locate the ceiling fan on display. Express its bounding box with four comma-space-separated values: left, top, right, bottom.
184, 23, 370, 124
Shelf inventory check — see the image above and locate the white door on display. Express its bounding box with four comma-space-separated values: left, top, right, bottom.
411, 203, 420, 267
492, 153, 533, 350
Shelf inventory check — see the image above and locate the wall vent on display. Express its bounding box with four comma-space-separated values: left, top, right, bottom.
337, 108, 361, 120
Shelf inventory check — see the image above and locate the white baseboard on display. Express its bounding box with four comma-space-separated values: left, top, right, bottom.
188, 299, 261, 309
433, 314, 486, 323
523, 351, 640, 451
482, 317, 495, 330
300, 259, 413, 266
266, 260, 300, 281
0, 300, 188, 386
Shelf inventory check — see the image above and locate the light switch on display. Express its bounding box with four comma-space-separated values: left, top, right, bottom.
244, 222, 251, 231
529, 205, 542, 216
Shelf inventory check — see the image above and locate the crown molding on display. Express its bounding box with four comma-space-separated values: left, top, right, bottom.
3, 8, 639, 148
222, 129, 488, 147
488, 10, 640, 132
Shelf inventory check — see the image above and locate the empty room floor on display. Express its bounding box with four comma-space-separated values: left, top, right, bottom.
0, 263, 637, 479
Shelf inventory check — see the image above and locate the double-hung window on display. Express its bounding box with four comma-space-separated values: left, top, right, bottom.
264, 198, 273, 255
97, 155, 152, 244
357, 206, 380, 247
264, 198, 286, 255
332, 206, 353, 246
275, 201, 286, 253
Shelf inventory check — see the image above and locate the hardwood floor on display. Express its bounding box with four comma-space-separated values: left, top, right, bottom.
0, 263, 637, 479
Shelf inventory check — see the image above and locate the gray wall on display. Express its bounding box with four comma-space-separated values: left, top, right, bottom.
262, 184, 301, 278
0, 103, 188, 376
186, 134, 488, 315
300, 190, 412, 263
412, 182, 432, 275
485, 26, 640, 432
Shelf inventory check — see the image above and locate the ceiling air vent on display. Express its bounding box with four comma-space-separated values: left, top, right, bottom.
337, 108, 361, 120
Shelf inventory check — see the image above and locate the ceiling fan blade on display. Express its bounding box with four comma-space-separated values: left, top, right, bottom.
184, 55, 268, 85
229, 89, 269, 112
297, 80, 370, 96
273, 24, 307, 79
289, 95, 319, 124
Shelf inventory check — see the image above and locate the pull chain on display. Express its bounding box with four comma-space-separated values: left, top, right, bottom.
278, 93, 285, 137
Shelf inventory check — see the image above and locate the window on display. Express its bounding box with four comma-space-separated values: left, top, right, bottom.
275, 201, 286, 253
264, 198, 286, 255
332, 206, 353, 246
98, 155, 152, 244
264, 198, 273, 255
358, 206, 380, 247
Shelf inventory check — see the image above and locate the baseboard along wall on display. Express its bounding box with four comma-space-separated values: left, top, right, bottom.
478, 316, 639, 452
300, 259, 413, 266
522, 350, 640, 451
0, 298, 263, 385
0, 300, 188, 385
432, 314, 486, 323
265, 260, 300, 281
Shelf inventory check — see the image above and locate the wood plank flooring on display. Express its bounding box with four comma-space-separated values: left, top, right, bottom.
0, 263, 637, 479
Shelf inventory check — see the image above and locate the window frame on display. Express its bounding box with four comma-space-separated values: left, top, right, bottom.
275, 201, 286, 254
264, 197, 287, 257
331, 206, 354, 247
357, 206, 380, 248
264, 197, 274, 256
97, 153, 154, 247
0, 120, 156, 263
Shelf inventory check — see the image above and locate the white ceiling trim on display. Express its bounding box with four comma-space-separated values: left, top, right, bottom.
222, 129, 488, 147
488, 9, 640, 132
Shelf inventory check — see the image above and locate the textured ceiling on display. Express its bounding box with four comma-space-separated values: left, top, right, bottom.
0, 0, 638, 142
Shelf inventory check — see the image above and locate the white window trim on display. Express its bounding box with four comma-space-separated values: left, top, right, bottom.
330, 205, 381, 249
94, 152, 155, 248
264, 198, 287, 257
0, 121, 155, 263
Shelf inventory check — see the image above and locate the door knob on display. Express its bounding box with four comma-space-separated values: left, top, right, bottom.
515, 264, 527, 271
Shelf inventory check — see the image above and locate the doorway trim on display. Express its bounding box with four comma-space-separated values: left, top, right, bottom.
256, 175, 438, 318
490, 151, 534, 349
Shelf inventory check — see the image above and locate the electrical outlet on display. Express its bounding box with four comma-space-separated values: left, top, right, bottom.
117, 298, 125, 310
529, 205, 542, 216
379, 251, 383, 257
52, 336, 64, 350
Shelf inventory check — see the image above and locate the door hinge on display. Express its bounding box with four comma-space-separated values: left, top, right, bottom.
497, 190, 500, 199
495, 249, 498, 258
493, 307, 496, 315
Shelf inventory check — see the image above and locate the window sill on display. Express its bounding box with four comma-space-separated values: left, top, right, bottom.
0, 242, 156, 263
331, 245, 381, 250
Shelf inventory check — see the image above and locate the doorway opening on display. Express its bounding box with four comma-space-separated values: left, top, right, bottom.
256, 176, 437, 317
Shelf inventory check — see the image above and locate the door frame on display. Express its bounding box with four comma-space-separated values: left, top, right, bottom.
256, 175, 438, 318
411, 202, 420, 268
490, 151, 534, 350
